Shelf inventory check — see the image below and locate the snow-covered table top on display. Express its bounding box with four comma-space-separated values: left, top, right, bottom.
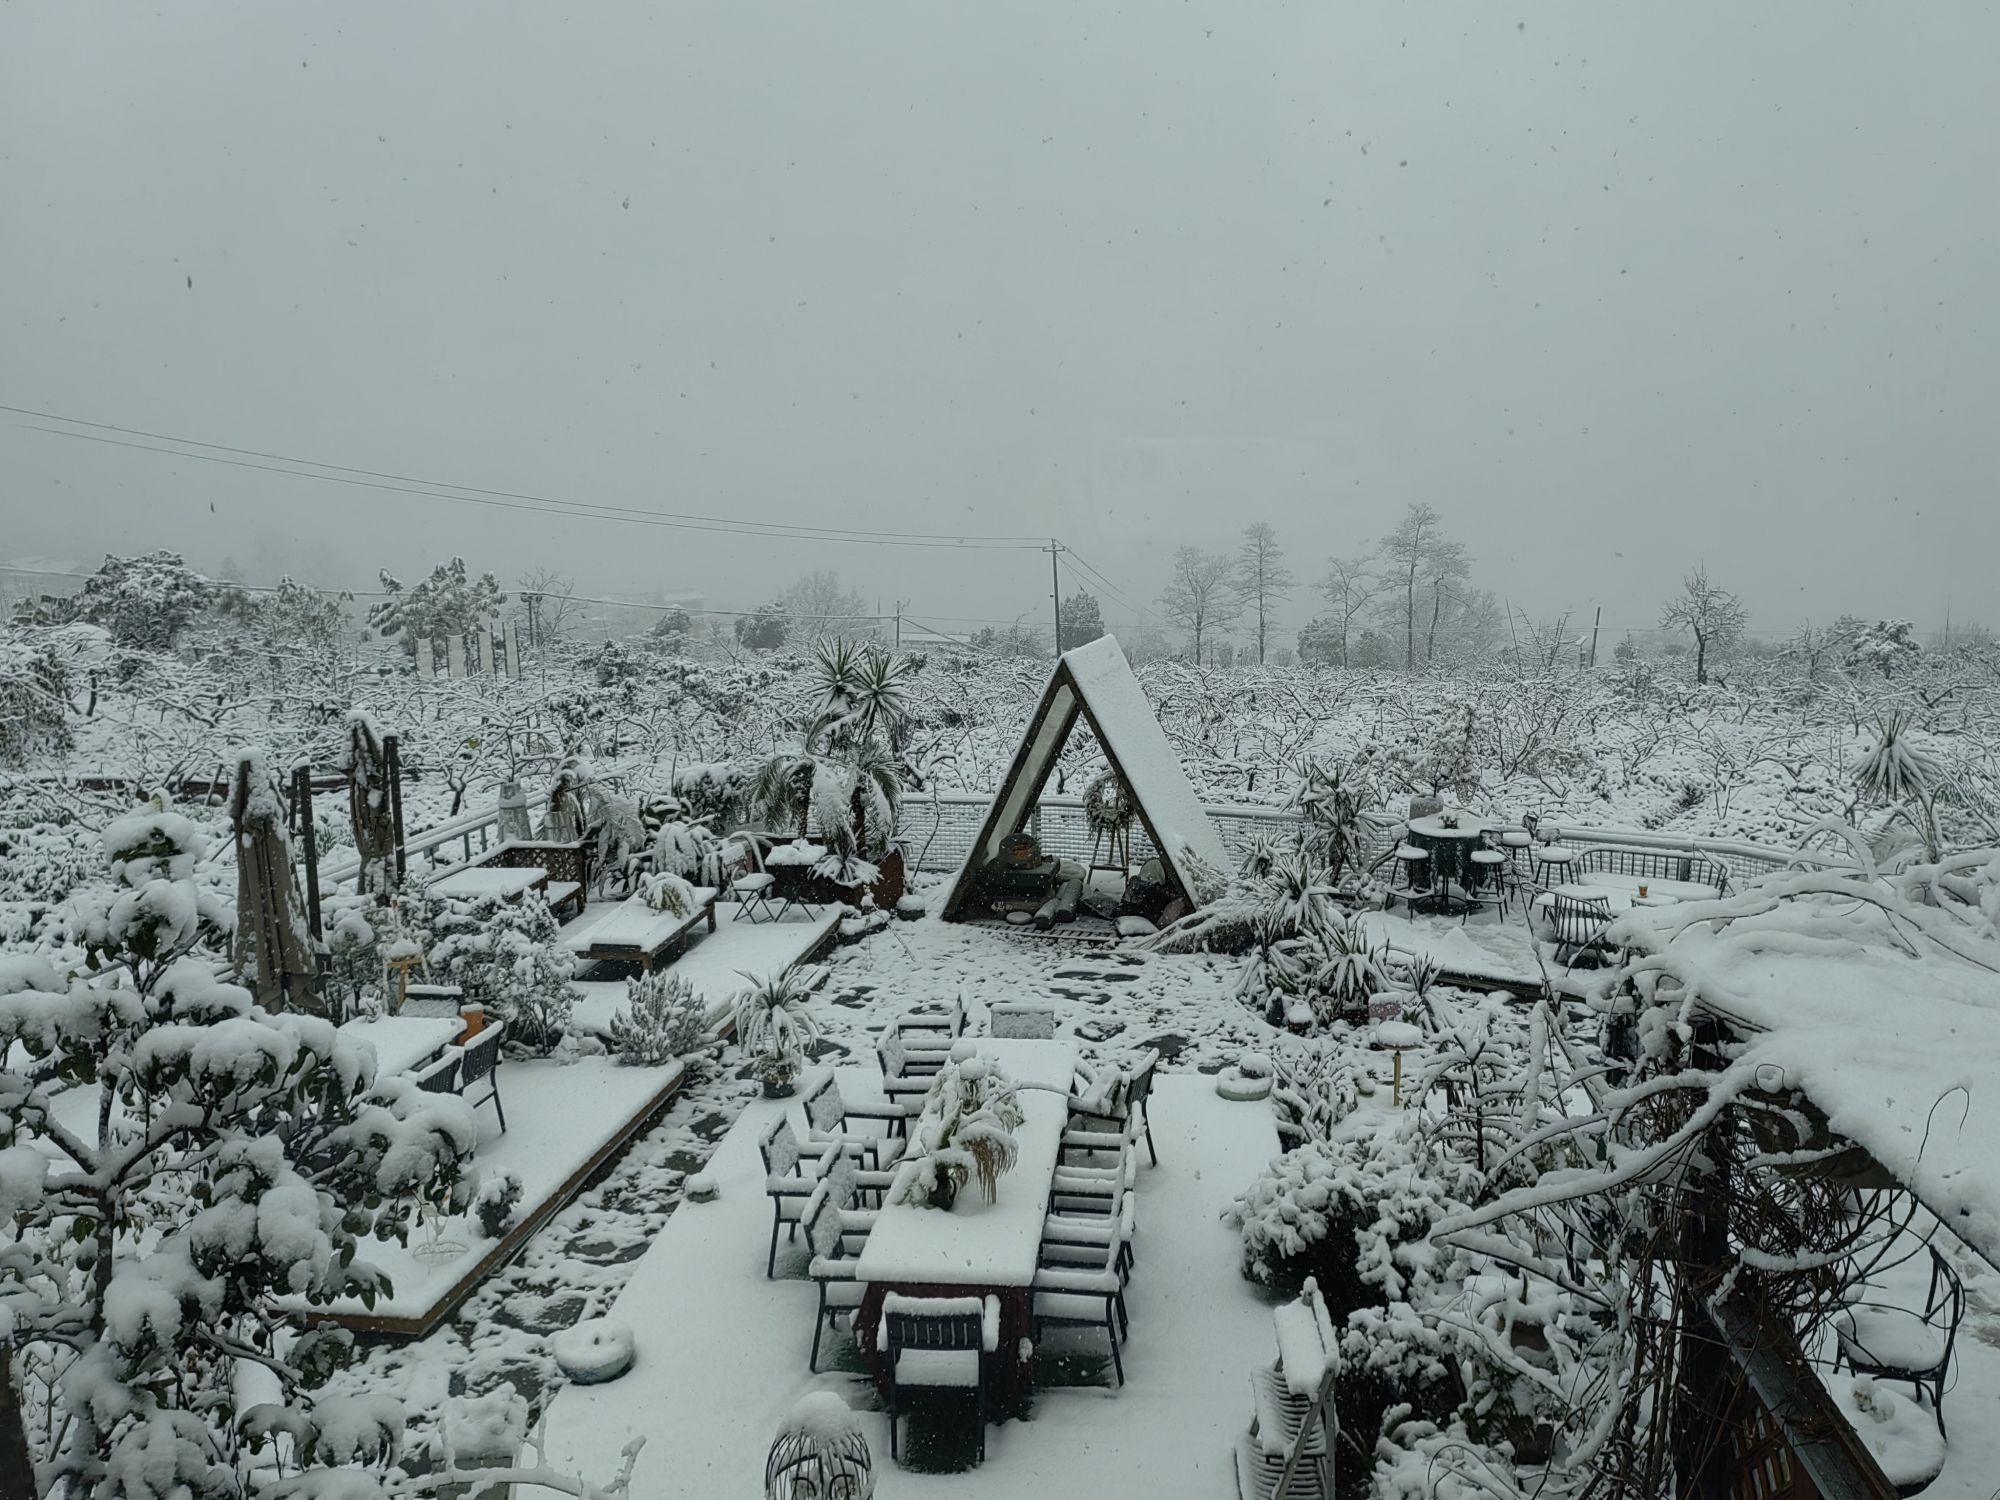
427, 865, 547, 900
1407, 813, 1494, 841
564, 887, 718, 954
1540, 882, 1689, 913
337, 1014, 465, 1079
856, 1039, 1077, 1288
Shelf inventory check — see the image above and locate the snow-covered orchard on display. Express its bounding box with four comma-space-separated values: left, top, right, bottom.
5, 553, 2000, 1499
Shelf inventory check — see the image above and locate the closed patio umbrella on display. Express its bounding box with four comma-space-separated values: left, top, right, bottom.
342, 712, 399, 897
231, 750, 319, 1013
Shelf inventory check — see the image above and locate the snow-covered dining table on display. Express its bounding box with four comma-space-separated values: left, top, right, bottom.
852, 1038, 1077, 1412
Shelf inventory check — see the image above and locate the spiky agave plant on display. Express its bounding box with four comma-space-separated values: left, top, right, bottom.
1853, 712, 1941, 807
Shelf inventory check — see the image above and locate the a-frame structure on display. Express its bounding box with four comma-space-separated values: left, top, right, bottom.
941, 636, 1230, 922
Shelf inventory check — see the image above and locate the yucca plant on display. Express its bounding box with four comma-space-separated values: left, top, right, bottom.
1288, 759, 1375, 887
733, 967, 820, 1094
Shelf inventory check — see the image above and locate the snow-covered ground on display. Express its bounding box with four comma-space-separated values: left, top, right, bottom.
539, 1071, 1283, 1496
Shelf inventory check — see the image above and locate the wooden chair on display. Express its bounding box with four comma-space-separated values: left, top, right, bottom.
883, 1296, 995, 1463
1835, 1244, 1964, 1436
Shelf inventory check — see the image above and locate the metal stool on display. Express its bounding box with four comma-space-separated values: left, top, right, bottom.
1389, 843, 1432, 912
1469, 848, 1510, 917
1532, 845, 1576, 889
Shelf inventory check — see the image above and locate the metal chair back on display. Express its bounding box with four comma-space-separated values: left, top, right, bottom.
459, 1022, 505, 1087
804, 1073, 845, 1136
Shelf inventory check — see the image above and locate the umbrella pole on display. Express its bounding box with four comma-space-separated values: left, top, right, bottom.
295, 764, 323, 941
386, 734, 408, 889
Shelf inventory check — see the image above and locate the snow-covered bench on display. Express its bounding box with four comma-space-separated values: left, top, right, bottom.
564, 886, 719, 972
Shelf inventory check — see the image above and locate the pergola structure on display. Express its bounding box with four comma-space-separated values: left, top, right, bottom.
940, 636, 1229, 922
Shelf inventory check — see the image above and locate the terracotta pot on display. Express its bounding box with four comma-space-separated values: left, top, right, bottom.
458, 1003, 486, 1043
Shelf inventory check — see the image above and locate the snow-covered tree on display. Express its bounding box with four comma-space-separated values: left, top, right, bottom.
0, 812, 478, 1497
733, 603, 788, 650
1847, 618, 1921, 678
1658, 565, 1746, 685
59, 552, 216, 651
1157, 546, 1240, 663
1312, 553, 1377, 668
1233, 522, 1294, 666
1375, 505, 1467, 671
778, 570, 871, 643
366, 559, 505, 657
1056, 590, 1104, 652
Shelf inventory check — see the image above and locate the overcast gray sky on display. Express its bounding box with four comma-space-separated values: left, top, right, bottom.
4, 2, 1996, 642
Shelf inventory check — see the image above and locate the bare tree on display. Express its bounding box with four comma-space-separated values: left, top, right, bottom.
1375, 504, 1468, 670
1232, 522, 1294, 665
1660, 565, 1747, 685
1310, 554, 1376, 669
1157, 546, 1241, 663
780, 569, 874, 641
516, 568, 580, 645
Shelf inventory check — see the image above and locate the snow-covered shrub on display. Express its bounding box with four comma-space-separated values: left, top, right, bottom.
1227, 1124, 1477, 1305
427, 892, 579, 1056
608, 970, 711, 1068
0, 630, 74, 766
0, 811, 478, 1495
474, 1167, 524, 1238
672, 758, 757, 829
638, 870, 697, 917
321, 892, 383, 1020
652, 816, 730, 887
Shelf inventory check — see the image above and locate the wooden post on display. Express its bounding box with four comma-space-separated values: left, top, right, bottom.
294, 764, 323, 940
385, 734, 408, 889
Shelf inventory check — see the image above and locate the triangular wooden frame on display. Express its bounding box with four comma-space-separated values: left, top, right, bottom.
941, 638, 1226, 922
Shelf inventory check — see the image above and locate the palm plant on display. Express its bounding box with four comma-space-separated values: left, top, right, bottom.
1287, 759, 1375, 887
733, 967, 821, 1093
751, 644, 908, 863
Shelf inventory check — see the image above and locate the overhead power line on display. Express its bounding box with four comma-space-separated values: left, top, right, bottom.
0, 402, 1047, 552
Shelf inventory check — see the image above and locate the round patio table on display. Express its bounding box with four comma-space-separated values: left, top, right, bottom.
1404, 813, 1495, 891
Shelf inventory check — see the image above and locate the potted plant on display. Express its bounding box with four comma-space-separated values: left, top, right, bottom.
733, 967, 820, 1097
890, 1046, 1025, 1210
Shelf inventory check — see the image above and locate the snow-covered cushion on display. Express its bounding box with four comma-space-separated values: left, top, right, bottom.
733, 871, 775, 895
892, 1349, 982, 1388
1032, 1288, 1118, 1324
1536, 847, 1576, 865
1838, 1308, 1948, 1372
1393, 844, 1429, 861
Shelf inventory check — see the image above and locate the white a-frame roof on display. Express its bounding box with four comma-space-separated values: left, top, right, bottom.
941, 636, 1230, 921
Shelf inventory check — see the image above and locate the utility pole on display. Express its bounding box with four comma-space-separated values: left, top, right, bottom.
894, 599, 908, 650
1046, 538, 1064, 656
1588, 605, 1603, 668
